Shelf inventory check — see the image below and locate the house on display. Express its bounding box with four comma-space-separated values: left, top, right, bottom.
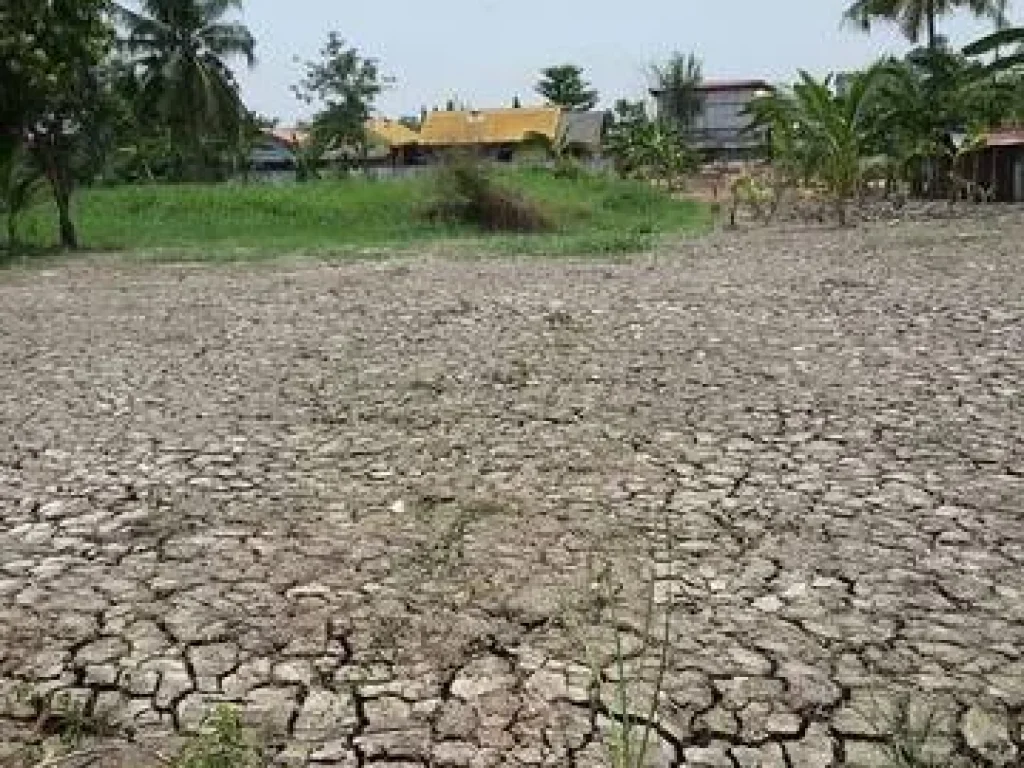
249, 129, 303, 173
418, 107, 562, 160
956, 128, 1024, 202
250, 121, 422, 175
652, 79, 774, 162
366, 118, 422, 166
557, 110, 610, 157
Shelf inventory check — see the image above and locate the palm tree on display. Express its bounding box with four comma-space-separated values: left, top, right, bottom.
650, 53, 704, 131
113, 0, 255, 179
964, 25, 1024, 72
844, 0, 1008, 50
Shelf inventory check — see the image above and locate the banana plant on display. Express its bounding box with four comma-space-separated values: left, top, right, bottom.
748, 69, 886, 222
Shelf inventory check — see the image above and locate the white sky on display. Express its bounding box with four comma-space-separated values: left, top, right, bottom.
228, 0, 1015, 123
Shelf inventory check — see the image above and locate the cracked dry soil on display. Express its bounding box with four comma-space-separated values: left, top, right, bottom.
1, 217, 1023, 768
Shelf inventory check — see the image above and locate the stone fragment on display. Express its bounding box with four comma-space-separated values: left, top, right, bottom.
154, 664, 193, 709
273, 659, 313, 686
292, 689, 357, 741
753, 595, 783, 613
176, 693, 214, 733
844, 741, 895, 767
363, 695, 413, 731
84, 664, 119, 686
432, 741, 478, 766
730, 743, 787, 768
189, 643, 238, 678
961, 706, 1017, 765
309, 740, 355, 763
121, 668, 160, 696
435, 700, 479, 740
245, 687, 297, 737
355, 729, 431, 760
445, 654, 514, 699
222, 659, 272, 698
273, 744, 311, 767
785, 722, 835, 767
75, 636, 128, 665
765, 712, 802, 736
683, 744, 733, 766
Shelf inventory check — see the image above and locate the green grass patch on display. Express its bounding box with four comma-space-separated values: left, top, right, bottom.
16, 168, 713, 260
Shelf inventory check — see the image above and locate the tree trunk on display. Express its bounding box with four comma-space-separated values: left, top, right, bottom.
6, 212, 18, 251
55, 185, 77, 250
37, 132, 78, 250
926, 0, 937, 49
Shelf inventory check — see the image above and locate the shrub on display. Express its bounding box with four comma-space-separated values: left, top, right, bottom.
552, 155, 584, 180
423, 154, 552, 233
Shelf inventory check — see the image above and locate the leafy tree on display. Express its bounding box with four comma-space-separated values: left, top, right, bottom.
0, 140, 47, 251
0, 0, 112, 248
113, 0, 256, 180
650, 53, 704, 130
536, 65, 599, 110
294, 33, 390, 165
844, 0, 1008, 50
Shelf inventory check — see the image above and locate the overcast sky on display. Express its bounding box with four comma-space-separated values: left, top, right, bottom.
230, 0, 1013, 123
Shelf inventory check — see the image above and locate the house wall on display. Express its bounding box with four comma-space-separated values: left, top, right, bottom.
659, 87, 768, 160
967, 146, 1024, 202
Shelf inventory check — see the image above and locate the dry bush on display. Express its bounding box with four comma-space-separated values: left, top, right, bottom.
423, 153, 553, 233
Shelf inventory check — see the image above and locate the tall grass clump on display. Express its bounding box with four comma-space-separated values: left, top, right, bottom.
423, 154, 553, 233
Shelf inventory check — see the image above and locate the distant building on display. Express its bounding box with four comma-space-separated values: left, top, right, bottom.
558, 110, 611, 157
248, 109, 610, 174
363, 118, 422, 166
418, 107, 562, 160
249, 129, 303, 173
652, 79, 774, 162
956, 128, 1024, 202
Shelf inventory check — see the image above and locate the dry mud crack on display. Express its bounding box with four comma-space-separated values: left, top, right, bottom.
1, 217, 1023, 767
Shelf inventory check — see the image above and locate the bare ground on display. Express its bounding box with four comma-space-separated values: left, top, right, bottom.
1, 216, 1023, 767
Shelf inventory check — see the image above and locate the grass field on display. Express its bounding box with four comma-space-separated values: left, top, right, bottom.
13, 169, 713, 260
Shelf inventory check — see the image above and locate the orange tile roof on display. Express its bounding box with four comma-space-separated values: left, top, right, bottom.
270, 127, 308, 147
984, 129, 1024, 148
367, 118, 420, 147
419, 107, 562, 147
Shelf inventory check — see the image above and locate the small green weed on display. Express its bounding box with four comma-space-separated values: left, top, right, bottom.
584, 507, 676, 768
172, 706, 262, 768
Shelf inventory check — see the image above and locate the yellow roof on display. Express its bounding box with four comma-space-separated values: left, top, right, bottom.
419, 108, 562, 146
366, 118, 420, 147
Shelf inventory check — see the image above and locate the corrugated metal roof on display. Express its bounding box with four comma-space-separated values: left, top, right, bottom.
419, 108, 562, 146
984, 129, 1024, 148
367, 119, 420, 147
651, 79, 774, 96
697, 79, 773, 91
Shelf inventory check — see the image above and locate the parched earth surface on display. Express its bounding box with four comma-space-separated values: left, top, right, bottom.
1, 216, 1023, 768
